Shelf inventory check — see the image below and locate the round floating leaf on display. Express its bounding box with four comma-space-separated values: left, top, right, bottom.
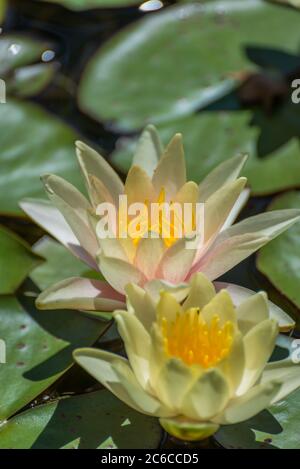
79, 1, 300, 131
0, 389, 162, 449
0, 99, 85, 216
30, 236, 100, 291
257, 191, 300, 309
0, 225, 43, 295
37, 0, 142, 9
112, 111, 300, 195
0, 284, 110, 420
0, 34, 56, 97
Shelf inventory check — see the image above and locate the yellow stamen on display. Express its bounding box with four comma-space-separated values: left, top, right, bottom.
119, 186, 197, 247
161, 308, 234, 368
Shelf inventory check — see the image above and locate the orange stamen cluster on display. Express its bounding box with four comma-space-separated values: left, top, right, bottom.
161, 307, 234, 368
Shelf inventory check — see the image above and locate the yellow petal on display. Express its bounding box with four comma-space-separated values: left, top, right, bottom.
238, 319, 278, 395
74, 348, 172, 417
114, 310, 151, 389
131, 125, 162, 177
201, 289, 236, 326
125, 282, 157, 330
236, 291, 269, 335
215, 380, 281, 425
199, 153, 248, 202
76, 141, 124, 206
155, 358, 194, 410
204, 177, 247, 242
183, 272, 215, 310
181, 369, 230, 420
152, 134, 186, 197
125, 165, 155, 206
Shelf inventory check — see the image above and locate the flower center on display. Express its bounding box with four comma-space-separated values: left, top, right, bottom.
160, 307, 234, 368
120, 187, 196, 248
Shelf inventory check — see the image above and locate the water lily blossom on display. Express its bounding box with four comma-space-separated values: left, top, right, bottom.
74, 273, 300, 442
20, 126, 300, 326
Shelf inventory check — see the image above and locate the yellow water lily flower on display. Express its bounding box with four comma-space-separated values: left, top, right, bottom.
74, 273, 300, 442
20, 126, 300, 321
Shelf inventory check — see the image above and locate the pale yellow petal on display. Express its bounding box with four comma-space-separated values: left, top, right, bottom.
182, 272, 215, 310
181, 369, 230, 420
238, 319, 278, 395
152, 134, 186, 197
199, 153, 248, 202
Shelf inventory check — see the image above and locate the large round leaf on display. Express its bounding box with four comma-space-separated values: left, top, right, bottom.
0, 34, 56, 97
0, 389, 162, 449
0, 283, 110, 420
112, 111, 300, 195
257, 191, 300, 309
78, 0, 300, 131
0, 225, 43, 295
0, 99, 85, 216
37, 0, 142, 9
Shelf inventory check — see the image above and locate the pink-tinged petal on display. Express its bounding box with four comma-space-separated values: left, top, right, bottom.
214, 282, 295, 332
36, 277, 125, 311
198, 153, 248, 202
152, 134, 186, 197
76, 141, 124, 207
41, 174, 99, 260
204, 177, 247, 242
157, 237, 197, 284
190, 233, 268, 281
222, 208, 300, 240
221, 188, 250, 232
193, 209, 300, 283
98, 254, 146, 294
134, 237, 165, 280
20, 198, 97, 270
132, 125, 163, 178
98, 236, 129, 262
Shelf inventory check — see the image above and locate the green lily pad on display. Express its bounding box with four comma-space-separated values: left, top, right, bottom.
112, 110, 300, 195
0, 34, 56, 97
0, 283, 110, 420
257, 191, 300, 309
0, 0, 6, 23
37, 0, 142, 10
78, 0, 300, 131
0, 225, 43, 295
30, 236, 99, 291
0, 99, 85, 216
0, 389, 162, 449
